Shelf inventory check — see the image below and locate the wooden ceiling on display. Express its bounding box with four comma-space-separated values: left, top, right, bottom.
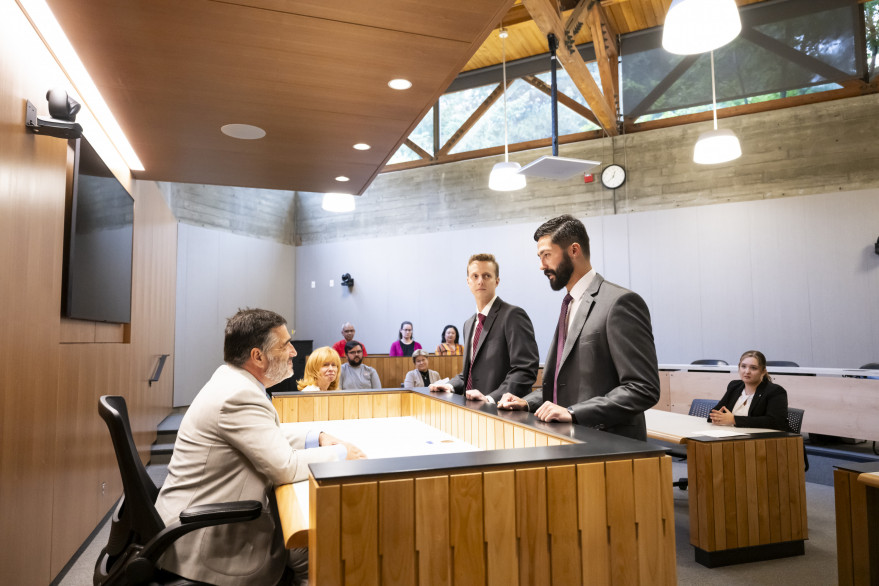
44, 0, 516, 194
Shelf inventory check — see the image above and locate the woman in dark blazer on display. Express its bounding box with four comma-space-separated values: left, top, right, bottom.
708, 350, 790, 431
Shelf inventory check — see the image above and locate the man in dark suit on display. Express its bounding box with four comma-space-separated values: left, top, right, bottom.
498, 215, 660, 440
430, 253, 539, 403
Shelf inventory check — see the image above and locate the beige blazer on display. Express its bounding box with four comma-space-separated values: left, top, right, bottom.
155, 364, 339, 585
403, 368, 440, 389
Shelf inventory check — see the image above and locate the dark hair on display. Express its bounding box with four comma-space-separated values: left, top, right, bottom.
739, 350, 772, 383
533, 214, 590, 258
467, 253, 499, 278
344, 340, 363, 354
441, 324, 460, 344
224, 308, 287, 367
398, 321, 413, 340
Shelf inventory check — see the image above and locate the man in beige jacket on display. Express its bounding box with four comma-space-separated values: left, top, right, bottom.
155, 308, 363, 585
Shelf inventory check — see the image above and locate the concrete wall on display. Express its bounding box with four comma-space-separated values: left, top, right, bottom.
293, 188, 879, 369
295, 93, 879, 245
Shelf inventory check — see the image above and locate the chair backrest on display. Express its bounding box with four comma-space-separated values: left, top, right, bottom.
691, 359, 728, 366
766, 360, 800, 367
859, 362, 879, 370
688, 399, 716, 419
787, 407, 805, 434
97, 396, 166, 575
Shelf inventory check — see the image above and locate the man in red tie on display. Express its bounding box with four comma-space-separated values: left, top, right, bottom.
498, 215, 660, 441
429, 253, 538, 404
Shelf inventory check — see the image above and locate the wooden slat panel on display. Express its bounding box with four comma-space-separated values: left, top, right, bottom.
776, 437, 792, 542
484, 470, 518, 585
766, 439, 781, 543
516, 467, 550, 586
745, 440, 760, 546
328, 395, 344, 420
687, 441, 700, 546
310, 481, 341, 585
711, 443, 726, 550
401, 391, 411, 416
415, 476, 450, 586
373, 394, 388, 418
734, 442, 749, 547
548, 464, 581, 584
787, 437, 803, 540
358, 394, 373, 419
694, 441, 714, 549
755, 439, 771, 544
379, 478, 416, 586
834, 469, 855, 586
504, 422, 514, 449
343, 395, 359, 420
477, 413, 487, 449
634, 458, 664, 584
606, 460, 637, 583
314, 395, 329, 421
722, 442, 738, 549
579, 462, 610, 586
388, 393, 402, 417
851, 470, 870, 583
658, 456, 678, 585
513, 426, 525, 449
486, 417, 496, 450
798, 438, 808, 538
534, 432, 548, 448
341, 482, 378, 584
298, 396, 315, 422
450, 473, 485, 586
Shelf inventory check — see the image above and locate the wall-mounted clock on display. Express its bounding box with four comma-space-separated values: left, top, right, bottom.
600, 164, 627, 189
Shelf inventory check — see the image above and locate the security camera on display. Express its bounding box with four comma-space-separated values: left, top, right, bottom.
875, 236, 879, 256
341, 273, 354, 289
25, 88, 83, 139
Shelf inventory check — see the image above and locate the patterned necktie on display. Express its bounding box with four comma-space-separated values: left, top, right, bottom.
466, 313, 487, 390
553, 293, 574, 403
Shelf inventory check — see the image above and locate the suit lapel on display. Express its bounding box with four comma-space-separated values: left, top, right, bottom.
559, 275, 602, 367
473, 298, 501, 360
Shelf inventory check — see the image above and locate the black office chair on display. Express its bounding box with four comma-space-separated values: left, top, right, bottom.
690, 359, 728, 366
766, 360, 800, 367
787, 407, 809, 471
95, 395, 262, 586
671, 399, 716, 490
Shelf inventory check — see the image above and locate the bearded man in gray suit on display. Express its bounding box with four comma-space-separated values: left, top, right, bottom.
499, 215, 660, 440
155, 308, 364, 585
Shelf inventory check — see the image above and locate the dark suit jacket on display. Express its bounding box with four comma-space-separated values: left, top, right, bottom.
449, 297, 539, 402
710, 378, 790, 431
525, 274, 660, 441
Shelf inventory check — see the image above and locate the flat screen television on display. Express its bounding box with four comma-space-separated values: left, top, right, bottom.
61, 136, 134, 323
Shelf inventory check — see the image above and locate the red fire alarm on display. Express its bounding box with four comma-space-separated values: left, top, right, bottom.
584, 173, 594, 183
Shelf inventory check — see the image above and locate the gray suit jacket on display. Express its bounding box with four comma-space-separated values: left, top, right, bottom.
450, 297, 539, 402
155, 365, 339, 585
525, 274, 660, 440
403, 368, 441, 388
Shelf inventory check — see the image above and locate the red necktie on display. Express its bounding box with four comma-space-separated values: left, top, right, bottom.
465, 314, 486, 390
553, 293, 573, 403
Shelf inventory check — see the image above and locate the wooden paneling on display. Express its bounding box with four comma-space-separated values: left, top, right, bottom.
835, 468, 872, 585
363, 354, 463, 388
0, 5, 177, 581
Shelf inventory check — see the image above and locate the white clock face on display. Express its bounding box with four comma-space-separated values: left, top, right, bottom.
601, 164, 626, 189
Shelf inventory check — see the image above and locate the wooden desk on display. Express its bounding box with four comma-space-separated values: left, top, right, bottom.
646, 409, 807, 567
835, 462, 879, 585
655, 365, 879, 441
272, 389, 677, 585
861, 470, 879, 586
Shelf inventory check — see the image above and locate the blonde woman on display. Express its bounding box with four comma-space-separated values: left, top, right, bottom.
297, 346, 341, 392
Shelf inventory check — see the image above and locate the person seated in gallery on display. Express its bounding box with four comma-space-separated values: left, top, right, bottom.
403, 349, 441, 389
708, 350, 790, 431
297, 346, 341, 392
339, 341, 382, 389
332, 322, 366, 358
389, 320, 422, 356
435, 324, 463, 356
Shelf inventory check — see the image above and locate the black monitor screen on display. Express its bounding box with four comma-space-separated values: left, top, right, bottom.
62, 137, 134, 324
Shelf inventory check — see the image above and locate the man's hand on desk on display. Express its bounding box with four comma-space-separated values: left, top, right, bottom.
429, 383, 453, 393
319, 432, 367, 460
464, 389, 495, 403
497, 393, 528, 411
534, 401, 572, 423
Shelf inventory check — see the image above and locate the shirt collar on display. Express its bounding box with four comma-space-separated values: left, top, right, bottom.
568, 268, 596, 301
477, 295, 498, 317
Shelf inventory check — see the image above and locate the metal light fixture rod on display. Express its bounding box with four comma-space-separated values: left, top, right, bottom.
710, 50, 718, 129
501, 28, 509, 161
548, 33, 559, 157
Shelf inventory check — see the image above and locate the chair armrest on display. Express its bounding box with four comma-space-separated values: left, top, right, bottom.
179, 500, 262, 524
138, 500, 262, 563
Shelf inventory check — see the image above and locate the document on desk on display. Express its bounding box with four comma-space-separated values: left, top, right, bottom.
689, 429, 750, 438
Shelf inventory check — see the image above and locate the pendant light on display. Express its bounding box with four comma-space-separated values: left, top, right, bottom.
693, 51, 741, 165
662, 0, 742, 55
489, 27, 527, 191
321, 193, 355, 212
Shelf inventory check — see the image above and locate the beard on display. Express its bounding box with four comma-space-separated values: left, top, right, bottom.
264, 352, 293, 385
544, 251, 574, 291
347, 356, 363, 367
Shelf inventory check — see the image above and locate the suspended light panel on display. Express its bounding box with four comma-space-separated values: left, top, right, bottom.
488, 161, 527, 191
321, 193, 355, 213
693, 128, 741, 164
662, 0, 742, 55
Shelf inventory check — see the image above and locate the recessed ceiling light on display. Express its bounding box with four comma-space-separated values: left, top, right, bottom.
220, 124, 266, 139
353, 143, 371, 150
335, 176, 350, 182
388, 79, 412, 90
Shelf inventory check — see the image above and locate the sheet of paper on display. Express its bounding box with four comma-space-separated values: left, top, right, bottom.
689, 428, 749, 438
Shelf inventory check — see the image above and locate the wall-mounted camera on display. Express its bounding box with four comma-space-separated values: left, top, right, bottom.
341, 273, 354, 289
25, 88, 83, 139
875, 236, 879, 256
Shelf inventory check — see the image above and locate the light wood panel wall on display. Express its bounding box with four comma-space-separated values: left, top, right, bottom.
661, 371, 879, 439
0, 4, 177, 581
687, 436, 807, 553
834, 467, 872, 585
363, 355, 463, 388
309, 455, 677, 585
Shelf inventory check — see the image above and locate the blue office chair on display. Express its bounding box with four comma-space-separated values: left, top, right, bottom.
690, 359, 728, 366
95, 396, 262, 586
766, 360, 800, 367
